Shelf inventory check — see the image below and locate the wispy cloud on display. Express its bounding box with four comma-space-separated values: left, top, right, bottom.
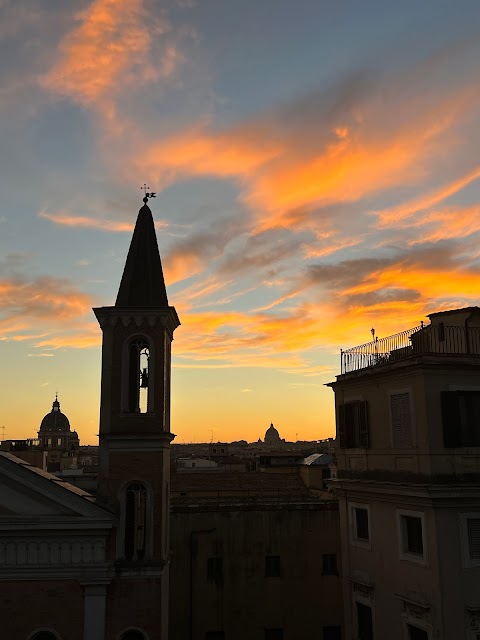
0, 275, 98, 349
40, 0, 181, 111
376, 166, 480, 226
39, 209, 167, 232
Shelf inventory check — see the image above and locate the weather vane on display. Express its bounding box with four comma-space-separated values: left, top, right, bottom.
140, 184, 157, 204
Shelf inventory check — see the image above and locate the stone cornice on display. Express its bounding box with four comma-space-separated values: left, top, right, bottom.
99, 433, 175, 451
93, 306, 180, 337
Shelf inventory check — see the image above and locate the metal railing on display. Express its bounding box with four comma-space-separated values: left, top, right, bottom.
341, 324, 480, 374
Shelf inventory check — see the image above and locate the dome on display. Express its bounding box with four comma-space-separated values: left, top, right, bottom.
39, 397, 71, 433
264, 422, 281, 443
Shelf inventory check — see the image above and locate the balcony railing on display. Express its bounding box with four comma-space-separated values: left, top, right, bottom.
340, 324, 480, 374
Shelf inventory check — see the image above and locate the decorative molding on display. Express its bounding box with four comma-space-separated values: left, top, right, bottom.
102, 434, 174, 452
351, 579, 375, 605
93, 307, 180, 337
398, 593, 432, 629
0, 537, 106, 567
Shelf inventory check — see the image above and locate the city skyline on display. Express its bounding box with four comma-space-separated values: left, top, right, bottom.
2, 0, 480, 444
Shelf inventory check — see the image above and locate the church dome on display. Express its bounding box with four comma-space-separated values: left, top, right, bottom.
264, 422, 281, 443
39, 397, 71, 433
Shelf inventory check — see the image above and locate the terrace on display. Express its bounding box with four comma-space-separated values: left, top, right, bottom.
340, 322, 480, 374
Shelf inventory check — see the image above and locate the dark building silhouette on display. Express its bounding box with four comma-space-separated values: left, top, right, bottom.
0, 195, 179, 640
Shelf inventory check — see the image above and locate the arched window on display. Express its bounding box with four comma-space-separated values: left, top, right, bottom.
127, 337, 150, 414
120, 631, 147, 640
29, 631, 61, 640
124, 482, 148, 561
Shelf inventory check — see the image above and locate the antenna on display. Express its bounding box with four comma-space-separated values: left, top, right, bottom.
209, 429, 214, 444
0, 426, 5, 442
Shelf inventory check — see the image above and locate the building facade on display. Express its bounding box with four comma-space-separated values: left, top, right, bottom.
328, 307, 480, 640
170, 471, 343, 640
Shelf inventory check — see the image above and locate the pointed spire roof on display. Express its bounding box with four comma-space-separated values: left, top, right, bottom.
115, 200, 169, 308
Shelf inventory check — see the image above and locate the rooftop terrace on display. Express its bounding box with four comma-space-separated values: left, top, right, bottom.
340, 322, 480, 374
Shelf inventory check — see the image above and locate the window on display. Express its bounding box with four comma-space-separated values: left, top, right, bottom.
401, 516, 423, 555
338, 401, 369, 448
441, 390, 480, 447
207, 557, 223, 583
460, 513, 480, 568
407, 623, 428, 640
352, 506, 369, 543
57, 438, 62, 447
205, 633, 225, 640
265, 555, 281, 577
322, 553, 338, 575
391, 392, 413, 448
398, 510, 426, 564
323, 625, 341, 640
124, 483, 147, 561
355, 602, 373, 640
264, 630, 283, 640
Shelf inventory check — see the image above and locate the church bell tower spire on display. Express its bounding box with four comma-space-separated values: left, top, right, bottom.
93, 191, 180, 638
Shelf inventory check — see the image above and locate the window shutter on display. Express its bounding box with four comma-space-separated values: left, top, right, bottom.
391, 393, 413, 448
337, 404, 346, 448
358, 401, 369, 448
468, 518, 480, 560
441, 391, 460, 447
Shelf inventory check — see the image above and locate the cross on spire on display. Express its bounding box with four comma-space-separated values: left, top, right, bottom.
140, 184, 157, 204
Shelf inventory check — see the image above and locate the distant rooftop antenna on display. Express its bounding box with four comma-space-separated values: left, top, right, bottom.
1, 426, 5, 441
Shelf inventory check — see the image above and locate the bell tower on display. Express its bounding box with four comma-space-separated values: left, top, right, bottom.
93, 193, 180, 639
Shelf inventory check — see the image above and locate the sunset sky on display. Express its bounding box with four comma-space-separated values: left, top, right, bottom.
2, 0, 480, 444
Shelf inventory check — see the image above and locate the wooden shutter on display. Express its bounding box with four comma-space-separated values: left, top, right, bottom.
337, 404, 346, 448
441, 391, 460, 447
358, 401, 369, 448
468, 518, 480, 560
391, 393, 413, 448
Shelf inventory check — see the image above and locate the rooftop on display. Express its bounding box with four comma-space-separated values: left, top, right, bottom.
340, 307, 480, 375
0, 451, 96, 502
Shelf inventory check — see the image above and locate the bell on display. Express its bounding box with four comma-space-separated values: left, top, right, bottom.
140, 368, 149, 388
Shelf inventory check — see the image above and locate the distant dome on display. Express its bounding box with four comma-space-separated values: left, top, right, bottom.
39, 397, 71, 433
264, 422, 281, 443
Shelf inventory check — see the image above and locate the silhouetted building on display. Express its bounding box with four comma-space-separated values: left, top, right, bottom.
264, 422, 282, 445
38, 395, 80, 453
170, 471, 343, 640
328, 307, 480, 639
0, 194, 178, 640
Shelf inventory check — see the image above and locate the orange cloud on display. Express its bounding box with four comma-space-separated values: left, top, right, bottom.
138, 82, 479, 234
39, 210, 134, 232
141, 128, 283, 180
377, 166, 480, 226
344, 265, 480, 301
0, 276, 96, 349
407, 205, 480, 245
39, 209, 168, 233
40, 0, 179, 108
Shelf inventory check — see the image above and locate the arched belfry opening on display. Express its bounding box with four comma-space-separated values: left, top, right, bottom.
127, 337, 150, 414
